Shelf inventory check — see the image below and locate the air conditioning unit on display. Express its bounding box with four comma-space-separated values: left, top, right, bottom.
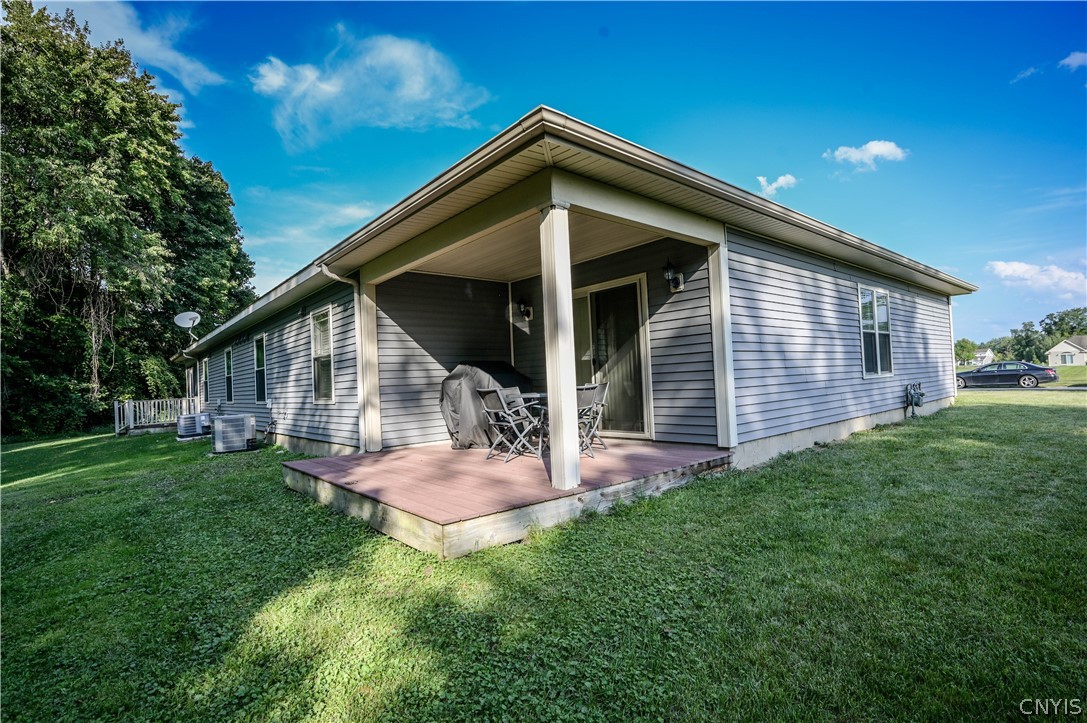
213, 414, 257, 454
177, 412, 212, 440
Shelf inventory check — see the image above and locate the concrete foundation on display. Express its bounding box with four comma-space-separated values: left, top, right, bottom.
730, 394, 955, 469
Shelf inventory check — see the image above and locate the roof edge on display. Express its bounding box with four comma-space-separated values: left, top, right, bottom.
184, 105, 977, 358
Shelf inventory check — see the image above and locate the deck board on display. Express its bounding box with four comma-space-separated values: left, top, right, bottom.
282, 439, 731, 557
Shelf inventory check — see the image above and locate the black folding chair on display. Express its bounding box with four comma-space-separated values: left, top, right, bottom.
578, 382, 609, 455
576, 385, 599, 457
479, 387, 546, 462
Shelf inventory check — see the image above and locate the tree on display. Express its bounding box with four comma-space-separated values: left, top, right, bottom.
954, 338, 978, 365
984, 335, 1013, 361
1, 0, 255, 436
1008, 322, 1047, 363
1040, 308, 1087, 338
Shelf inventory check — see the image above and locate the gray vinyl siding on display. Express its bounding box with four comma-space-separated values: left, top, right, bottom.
200, 282, 359, 450
377, 273, 511, 448
512, 237, 719, 445
728, 229, 954, 444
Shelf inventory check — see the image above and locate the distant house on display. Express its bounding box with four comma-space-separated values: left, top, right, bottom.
1046, 336, 1087, 366
972, 348, 994, 366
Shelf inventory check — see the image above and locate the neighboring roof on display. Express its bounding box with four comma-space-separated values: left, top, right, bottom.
178, 106, 977, 360
1048, 335, 1087, 353
974, 348, 992, 355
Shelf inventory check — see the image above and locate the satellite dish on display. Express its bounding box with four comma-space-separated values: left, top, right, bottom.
174, 311, 201, 342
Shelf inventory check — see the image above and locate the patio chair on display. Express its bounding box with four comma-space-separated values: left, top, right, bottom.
577, 382, 609, 456
479, 387, 547, 463
576, 385, 599, 457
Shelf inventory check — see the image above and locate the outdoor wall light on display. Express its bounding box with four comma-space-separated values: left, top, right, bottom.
517, 298, 534, 321
663, 259, 685, 293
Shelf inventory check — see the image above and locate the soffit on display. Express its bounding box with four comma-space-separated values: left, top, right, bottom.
411, 212, 662, 282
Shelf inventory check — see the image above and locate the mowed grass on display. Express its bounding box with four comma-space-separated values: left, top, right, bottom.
2, 392, 1085, 721
1054, 365, 1087, 385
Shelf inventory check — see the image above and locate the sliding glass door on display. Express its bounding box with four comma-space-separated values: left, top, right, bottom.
572, 277, 651, 436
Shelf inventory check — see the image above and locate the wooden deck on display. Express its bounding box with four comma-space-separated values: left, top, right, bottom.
282, 440, 732, 558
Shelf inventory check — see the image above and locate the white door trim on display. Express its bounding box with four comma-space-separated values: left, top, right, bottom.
573, 273, 655, 440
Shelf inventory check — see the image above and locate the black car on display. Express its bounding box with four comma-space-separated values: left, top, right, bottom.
956, 361, 1059, 389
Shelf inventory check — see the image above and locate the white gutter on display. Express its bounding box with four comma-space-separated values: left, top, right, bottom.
318, 263, 366, 454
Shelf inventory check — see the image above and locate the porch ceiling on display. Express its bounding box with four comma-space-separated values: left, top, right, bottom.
410, 211, 662, 282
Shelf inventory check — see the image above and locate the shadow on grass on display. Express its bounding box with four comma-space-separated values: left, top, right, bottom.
3, 392, 1085, 720
363, 392, 1087, 720
1, 433, 391, 720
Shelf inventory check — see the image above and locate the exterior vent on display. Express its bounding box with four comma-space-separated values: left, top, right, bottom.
213, 414, 257, 454
177, 412, 211, 439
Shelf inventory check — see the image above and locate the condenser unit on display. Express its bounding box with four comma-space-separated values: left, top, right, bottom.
213, 414, 257, 454
177, 412, 212, 440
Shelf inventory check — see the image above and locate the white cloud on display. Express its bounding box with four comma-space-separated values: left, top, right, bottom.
1058, 51, 1087, 70
240, 186, 383, 294
823, 140, 908, 171
46, 2, 225, 94
1014, 185, 1087, 215
756, 174, 797, 197
251, 28, 490, 152
1011, 66, 1039, 84
985, 260, 1087, 301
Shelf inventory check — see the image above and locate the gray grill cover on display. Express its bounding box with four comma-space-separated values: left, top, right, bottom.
439, 362, 533, 449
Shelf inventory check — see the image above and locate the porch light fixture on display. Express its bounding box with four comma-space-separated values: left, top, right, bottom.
663, 259, 684, 293
517, 298, 534, 322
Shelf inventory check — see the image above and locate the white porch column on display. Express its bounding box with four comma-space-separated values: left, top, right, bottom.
359, 279, 383, 452
707, 239, 739, 448
539, 203, 581, 490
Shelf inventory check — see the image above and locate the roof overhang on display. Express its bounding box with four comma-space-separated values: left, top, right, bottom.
177, 105, 976, 361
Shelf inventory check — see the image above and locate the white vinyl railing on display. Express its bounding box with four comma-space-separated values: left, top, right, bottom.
114, 397, 200, 434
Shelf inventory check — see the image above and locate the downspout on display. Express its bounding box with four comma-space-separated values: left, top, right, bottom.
318, 263, 366, 453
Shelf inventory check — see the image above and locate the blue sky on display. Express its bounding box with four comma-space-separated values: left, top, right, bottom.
44, 1, 1086, 343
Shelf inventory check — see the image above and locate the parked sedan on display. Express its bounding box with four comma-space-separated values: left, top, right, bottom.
956, 361, 1059, 389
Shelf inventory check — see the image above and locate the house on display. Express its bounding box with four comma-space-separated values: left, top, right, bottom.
177, 107, 975, 553
972, 347, 995, 366
1046, 336, 1087, 366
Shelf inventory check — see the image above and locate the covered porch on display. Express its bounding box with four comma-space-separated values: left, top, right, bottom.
324, 165, 740, 492
283, 439, 731, 559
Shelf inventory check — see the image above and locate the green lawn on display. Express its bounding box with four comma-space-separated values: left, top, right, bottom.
3, 392, 1085, 721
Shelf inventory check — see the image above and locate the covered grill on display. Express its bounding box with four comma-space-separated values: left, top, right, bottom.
439, 361, 533, 449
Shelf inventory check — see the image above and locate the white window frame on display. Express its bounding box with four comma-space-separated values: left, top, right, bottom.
1060, 353, 1074, 365
311, 305, 335, 404
858, 284, 894, 378
254, 334, 267, 403
224, 348, 234, 403
201, 359, 209, 404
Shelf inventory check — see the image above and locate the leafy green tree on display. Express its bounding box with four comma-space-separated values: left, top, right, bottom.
1008, 322, 1047, 363
984, 336, 1013, 361
954, 338, 978, 365
1040, 308, 1087, 338
1, 0, 254, 436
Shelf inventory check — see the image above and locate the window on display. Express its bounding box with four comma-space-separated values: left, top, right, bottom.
1060, 353, 1074, 365
859, 286, 893, 376
311, 308, 334, 402
254, 336, 267, 403
224, 349, 233, 402
201, 359, 209, 403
